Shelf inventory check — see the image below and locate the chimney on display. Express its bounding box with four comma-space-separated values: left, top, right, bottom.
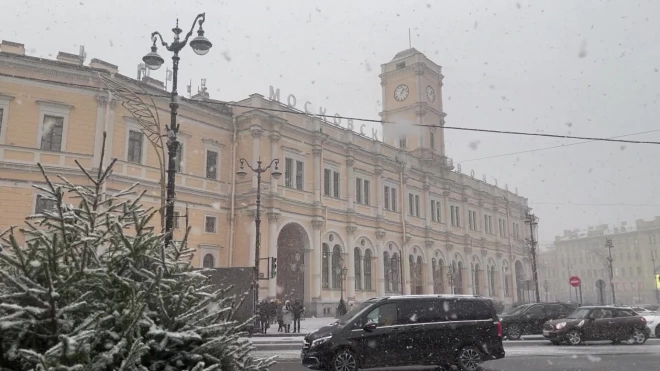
1, 40, 26, 55
141, 76, 165, 90
89, 58, 118, 73
56, 51, 84, 65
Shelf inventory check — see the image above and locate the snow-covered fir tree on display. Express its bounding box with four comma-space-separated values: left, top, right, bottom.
0, 135, 275, 371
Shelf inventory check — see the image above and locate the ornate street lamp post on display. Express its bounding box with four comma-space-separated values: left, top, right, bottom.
525, 213, 541, 303
237, 157, 281, 326
142, 13, 212, 249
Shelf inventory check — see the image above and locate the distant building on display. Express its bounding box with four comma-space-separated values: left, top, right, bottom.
540, 218, 660, 305
0, 40, 532, 316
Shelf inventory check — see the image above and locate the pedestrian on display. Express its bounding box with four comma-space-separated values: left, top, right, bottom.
259, 299, 270, 334
277, 301, 284, 332
269, 299, 277, 325
282, 300, 293, 333
292, 299, 304, 333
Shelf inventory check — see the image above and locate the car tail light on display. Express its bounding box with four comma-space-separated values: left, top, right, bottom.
495, 321, 502, 337
641, 317, 647, 323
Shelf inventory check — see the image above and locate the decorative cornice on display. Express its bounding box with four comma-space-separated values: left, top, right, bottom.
311, 219, 324, 230
251, 128, 263, 138
269, 133, 281, 143
374, 166, 383, 176
36, 99, 74, 109
267, 212, 280, 223
346, 225, 357, 235
425, 239, 434, 248
202, 138, 224, 148
312, 147, 322, 157
375, 229, 386, 240
346, 158, 355, 167
281, 145, 303, 154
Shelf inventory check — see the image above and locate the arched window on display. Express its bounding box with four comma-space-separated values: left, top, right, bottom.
364, 249, 373, 291
332, 245, 342, 289
202, 253, 214, 268
432, 258, 445, 294
391, 253, 400, 293
383, 251, 391, 292
354, 247, 362, 291
322, 243, 330, 288
474, 263, 481, 295
456, 261, 464, 295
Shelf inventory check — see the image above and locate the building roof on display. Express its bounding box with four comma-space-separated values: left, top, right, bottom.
390, 47, 424, 62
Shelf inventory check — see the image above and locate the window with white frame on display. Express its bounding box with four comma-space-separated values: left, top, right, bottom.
513, 222, 520, 237
40, 115, 65, 152
384, 185, 397, 211
284, 157, 304, 190
173, 211, 181, 229
175, 142, 184, 172
127, 129, 144, 164
408, 193, 420, 217
205, 150, 218, 180
204, 216, 217, 233
37, 101, 70, 152
324, 168, 340, 198
35, 194, 57, 214
450, 205, 460, 227
431, 200, 442, 222
356, 177, 371, 205
0, 94, 11, 144
499, 218, 507, 237
484, 215, 493, 234
468, 210, 477, 231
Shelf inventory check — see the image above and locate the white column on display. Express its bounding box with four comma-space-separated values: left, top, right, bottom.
267, 213, 279, 298
251, 128, 262, 189
313, 147, 322, 203
425, 241, 434, 294
311, 220, 323, 300
376, 231, 386, 296
347, 158, 355, 210
402, 245, 411, 295
462, 196, 469, 234
270, 133, 280, 194
375, 167, 384, 216
423, 181, 431, 227
347, 226, 356, 300
444, 190, 451, 226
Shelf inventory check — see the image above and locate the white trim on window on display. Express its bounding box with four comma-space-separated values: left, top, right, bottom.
204, 144, 221, 180
323, 163, 341, 198
124, 120, 147, 164
284, 153, 305, 191
204, 215, 218, 234
35, 100, 71, 152
431, 199, 442, 222
198, 244, 222, 269
383, 182, 398, 212
408, 191, 421, 218
0, 93, 14, 145
355, 175, 371, 205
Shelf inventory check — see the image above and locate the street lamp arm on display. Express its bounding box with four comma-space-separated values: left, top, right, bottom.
150, 31, 171, 50
263, 158, 280, 172
180, 13, 207, 48
238, 158, 257, 173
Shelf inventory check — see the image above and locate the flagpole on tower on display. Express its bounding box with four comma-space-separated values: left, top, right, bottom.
408, 28, 412, 48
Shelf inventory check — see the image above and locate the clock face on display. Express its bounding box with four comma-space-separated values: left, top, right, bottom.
394, 84, 409, 102
426, 86, 435, 103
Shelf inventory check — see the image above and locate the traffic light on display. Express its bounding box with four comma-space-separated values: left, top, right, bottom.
271, 257, 277, 279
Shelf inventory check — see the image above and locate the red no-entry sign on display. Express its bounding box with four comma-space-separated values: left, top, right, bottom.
569, 276, 581, 287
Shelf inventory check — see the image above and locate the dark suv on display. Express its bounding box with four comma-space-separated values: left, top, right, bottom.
500, 302, 578, 340
300, 295, 504, 371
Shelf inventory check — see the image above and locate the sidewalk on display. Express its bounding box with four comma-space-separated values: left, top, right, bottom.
253, 317, 336, 337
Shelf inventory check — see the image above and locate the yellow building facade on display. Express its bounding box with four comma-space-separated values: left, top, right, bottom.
0, 41, 532, 315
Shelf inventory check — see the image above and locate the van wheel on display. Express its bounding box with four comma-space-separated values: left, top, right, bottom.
457, 346, 483, 371
332, 349, 358, 371
506, 324, 522, 340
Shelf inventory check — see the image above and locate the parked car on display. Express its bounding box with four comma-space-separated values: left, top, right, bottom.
500, 302, 578, 340
641, 310, 660, 338
300, 295, 504, 371
543, 306, 650, 345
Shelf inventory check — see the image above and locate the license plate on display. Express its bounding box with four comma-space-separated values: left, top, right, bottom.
543, 330, 550, 336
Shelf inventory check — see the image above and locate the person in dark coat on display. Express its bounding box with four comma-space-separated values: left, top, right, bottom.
259, 299, 270, 334
292, 299, 304, 333
277, 301, 284, 332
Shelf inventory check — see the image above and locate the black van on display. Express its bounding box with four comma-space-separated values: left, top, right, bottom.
300, 294, 504, 371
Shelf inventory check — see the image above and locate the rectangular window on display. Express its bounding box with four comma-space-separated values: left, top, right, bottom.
324, 169, 340, 198
385, 186, 397, 212
363, 180, 370, 206
415, 195, 420, 217
284, 158, 294, 188
399, 138, 407, 149
324, 169, 331, 196
175, 143, 183, 172
384, 186, 390, 210
431, 200, 437, 222
295, 160, 304, 190
450, 206, 460, 227
204, 216, 217, 233
205, 150, 218, 180
468, 210, 477, 231
173, 211, 181, 229
356, 178, 363, 204
408, 193, 420, 217
41, 115, 64, 152
35, 194, 57, 214
127, 129, 144, 164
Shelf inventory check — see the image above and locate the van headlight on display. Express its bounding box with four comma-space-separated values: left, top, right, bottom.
311, 336, 332, 348
555, 322, 566, 330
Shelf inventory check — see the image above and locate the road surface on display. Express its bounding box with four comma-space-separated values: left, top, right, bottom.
257, 342, 660, 371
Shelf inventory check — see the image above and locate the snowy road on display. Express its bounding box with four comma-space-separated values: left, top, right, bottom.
253, 342, 660, 362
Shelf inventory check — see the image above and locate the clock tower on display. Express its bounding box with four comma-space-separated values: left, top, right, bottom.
379, 48, 450, 166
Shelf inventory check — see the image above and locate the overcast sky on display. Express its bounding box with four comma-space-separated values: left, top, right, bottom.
3, 0, 660, 245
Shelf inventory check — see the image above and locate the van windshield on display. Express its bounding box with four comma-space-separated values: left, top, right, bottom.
337, 301, 374, 325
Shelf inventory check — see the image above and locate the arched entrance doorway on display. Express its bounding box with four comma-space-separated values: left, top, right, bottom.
276, 223, 309, 303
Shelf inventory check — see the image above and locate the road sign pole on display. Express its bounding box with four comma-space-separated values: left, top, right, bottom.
578, 284, 583, 305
